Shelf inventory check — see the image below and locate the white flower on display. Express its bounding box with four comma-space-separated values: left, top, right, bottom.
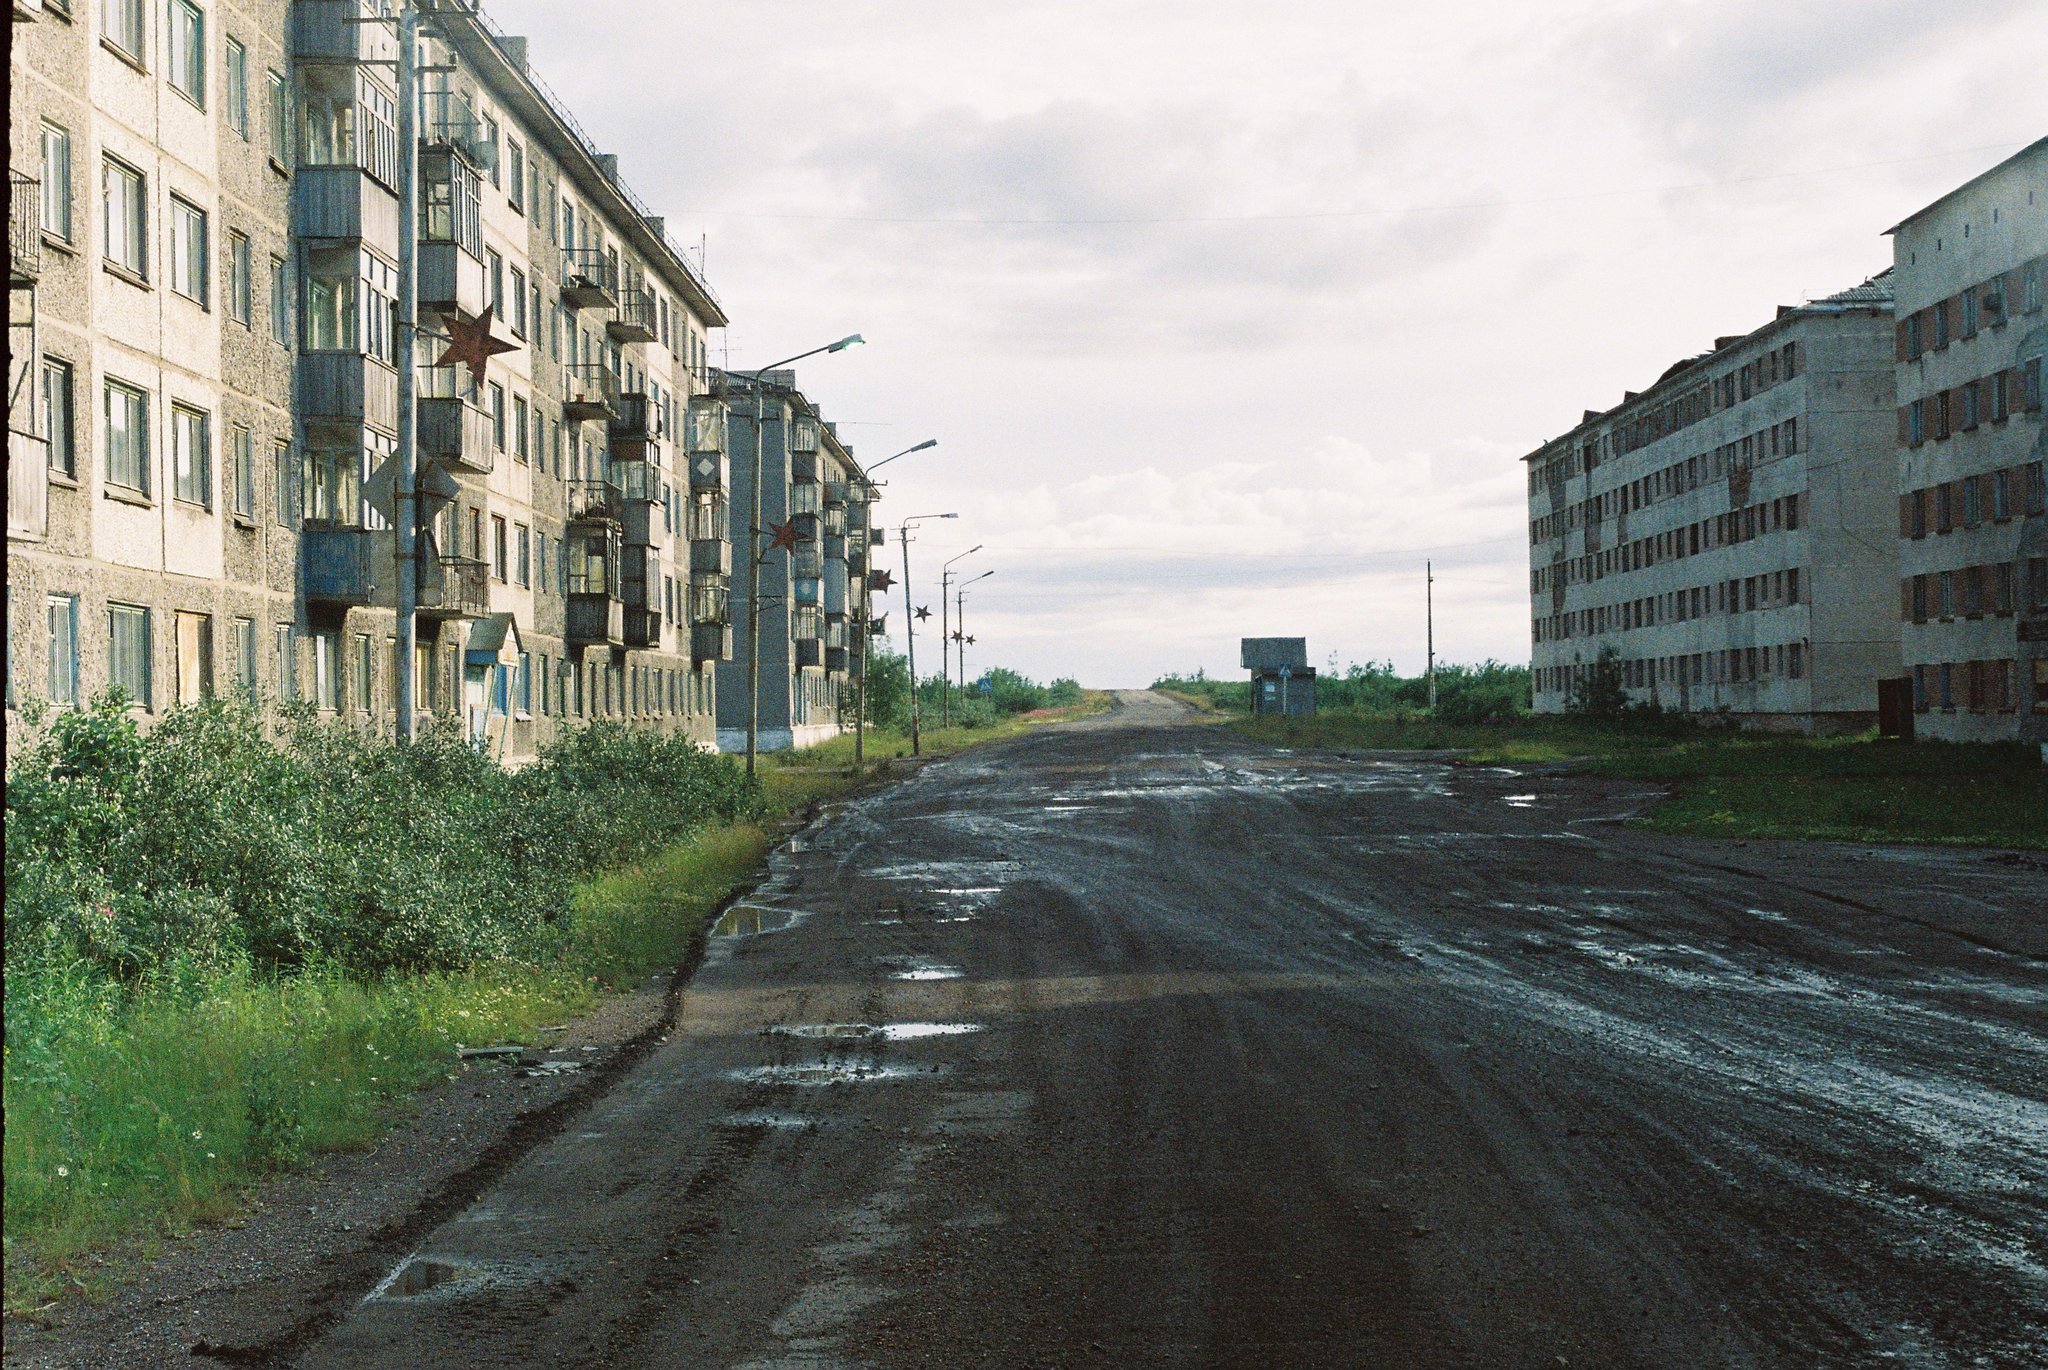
56, 1166, 69, 1178
192, 1130, 203, 1140
206, 1152, 216, 1160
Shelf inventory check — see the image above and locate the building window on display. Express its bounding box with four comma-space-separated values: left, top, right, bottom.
274, 440, 294, 524
103, 157, 147, 278
267, 71, 291, 164
482, 113, 501, 187
489, 382, 506, 449
171, 404, 211, 507
175, 611, 213, 704
312, 630, 341, 711
486, 247, 503, 314
517, 650, 532, 715
169, 0, 205, 106
104, 378, 150, 494
514, 522, 530, 586
275, 624, 295, 699
46, 594, 80, 705
1993, 469, 2011, 521
269, 255, 290, 344
301, 447, 362, 524
512, 393, 528, 462
43, 358, 76, 479
354, 632, 373, 711
509, 265, 526, 335
233, 616, 256, 693
302, 256, 356, 350
2026, 263, 2043, 314
227, 230, 252, 323
40, 123, 72, 241
108, 602, 151, 709
102, 0, 144, 58
230, 424, 254, 517
170, 197, 209, 306
226, 38, 249, 137
507, 140, 524, 211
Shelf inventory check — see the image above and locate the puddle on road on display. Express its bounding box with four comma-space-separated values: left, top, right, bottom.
892, 966, 965, 982
369, 1255, 489, 1301
769, 1023, 983, 1042
720, 1112, 821, 1130
733, 1061, 942, 1086
934, 887, 1003, 896
1504, 794, 1539, 808
712, 903, 806, 937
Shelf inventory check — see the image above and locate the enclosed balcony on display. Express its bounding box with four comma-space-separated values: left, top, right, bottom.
568, 479, 623, 526
299, 353, 400, 435
618, 464, 662, 545
792, 545, 824, 580
418, 146, 483, 315
621, 546, 661, 649
611, 391, 665, 442
563, 363, 621, 423
417, 392, 494, 474
689, 572, 732, 625
300, 68, 400, 194
293, 0, 399, 64
561, 246, 617, 311
691, 621, 732, 664
787, 481, 824, 519
791, 451, 822, 485
686, 397, 728, 490
11, 175, 41, 283
566, 528, 624, 648
302, 527, 381, 608
419, 555, 489, 620
423, 88, 495, 178
606, 286, 658, 344
690, 538, 732, 575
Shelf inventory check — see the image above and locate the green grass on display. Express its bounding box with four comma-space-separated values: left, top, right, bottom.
1232, 710, 2048, 849
2, 818, 773, 1313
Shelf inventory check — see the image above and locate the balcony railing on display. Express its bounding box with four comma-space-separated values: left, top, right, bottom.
686, 494, 727, 543
303, 527, 380, 607
417, 394, 494, 473
792, 546, 824, 580
11, 175, 42, 283
566, 593, 625, 647
567, 479, 623, 525
623, 606, 662, 650
293, 0, 398, 64
563, 363, 621, 422
690, 537, 731, 575
615, 460, 662, 503
791, 451, 821, 484
560, 246, 617, 310
688, 451, 730, 492
420, 555, 489, 619
606, 285, 658, 343
686, 396, 726, 453
691, 621, 733, 664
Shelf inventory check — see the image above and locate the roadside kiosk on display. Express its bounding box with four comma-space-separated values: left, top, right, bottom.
1242, 637, 1316, 716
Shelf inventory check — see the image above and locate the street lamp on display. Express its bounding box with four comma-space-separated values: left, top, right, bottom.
939, 544, 983, 726
736, 335, 864, 778
853, 439, 937, 769
897, 512, 958, 756
957, 570, 994, 701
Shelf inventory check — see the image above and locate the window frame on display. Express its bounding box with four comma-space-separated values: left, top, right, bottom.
225, 36, 249, 137
108, 601, 153, 710
171, 402, 212, 509
175, 610, 214, 705
168, 0, 206, 107
169, 195, 210, 307
43, 357, 77, 480
102, 0, 146, 60
102, 155, 148, 279
40, 122, 73, 242
226, 229, 252, 324
230, 422, 254, 519
46, 593, 80, 706
104, 376, 151, 494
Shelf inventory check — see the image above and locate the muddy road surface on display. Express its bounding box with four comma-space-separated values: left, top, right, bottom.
250, 692, 2048, 1365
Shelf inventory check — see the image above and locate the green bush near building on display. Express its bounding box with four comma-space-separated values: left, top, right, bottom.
3, 695, 766, 1309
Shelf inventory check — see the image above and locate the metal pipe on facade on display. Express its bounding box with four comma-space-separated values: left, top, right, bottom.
394, 1, 421, 742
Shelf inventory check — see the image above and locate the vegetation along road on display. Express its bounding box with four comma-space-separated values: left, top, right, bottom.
22, 690, 2048, 1367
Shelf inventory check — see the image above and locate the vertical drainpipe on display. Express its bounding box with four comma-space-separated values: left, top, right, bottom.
394, 0, 421, 741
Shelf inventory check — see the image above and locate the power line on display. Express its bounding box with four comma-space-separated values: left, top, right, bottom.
684, 139, 2032, 227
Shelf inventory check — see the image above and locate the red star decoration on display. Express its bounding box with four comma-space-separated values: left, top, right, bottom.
914, 606, 931, 622
868, 569, 895, 592
767, 520, 804, 552
435, 305, 520, 387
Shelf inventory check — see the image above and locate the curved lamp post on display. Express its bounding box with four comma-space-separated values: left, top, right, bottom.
853, 439, 937, 767
896, 512, 957, 755
939, 544, 982, 726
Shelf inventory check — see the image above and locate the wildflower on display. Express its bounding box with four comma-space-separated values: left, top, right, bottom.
192, 1130, 203, 1140
206, 1152, 216, 1160
458, 1010, 472, 1019
56, 1166, 70, 1178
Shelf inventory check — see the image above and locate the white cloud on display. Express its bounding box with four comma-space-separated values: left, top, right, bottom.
479, 0, 2044, 683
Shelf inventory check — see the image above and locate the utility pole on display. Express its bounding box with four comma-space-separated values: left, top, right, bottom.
901, 527, 918, 755
744, 376, 769, 777
940, 569, 950, 728
393, 0, 421, 742
1426, 560, 1437, 713
853, 486, 869, 769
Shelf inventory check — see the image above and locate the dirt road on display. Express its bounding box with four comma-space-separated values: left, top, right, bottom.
145, 692, 2048, 1363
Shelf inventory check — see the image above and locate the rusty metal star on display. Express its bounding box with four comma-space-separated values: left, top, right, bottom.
435, 305, 520, 387
767, 520, 804, 552
966, 635, 975, 646
951, 630, 964, 643
914, 606, 930, 622
868, 569, 895, 592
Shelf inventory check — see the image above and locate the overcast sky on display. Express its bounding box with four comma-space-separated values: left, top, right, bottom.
489, 0, 2044, 686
